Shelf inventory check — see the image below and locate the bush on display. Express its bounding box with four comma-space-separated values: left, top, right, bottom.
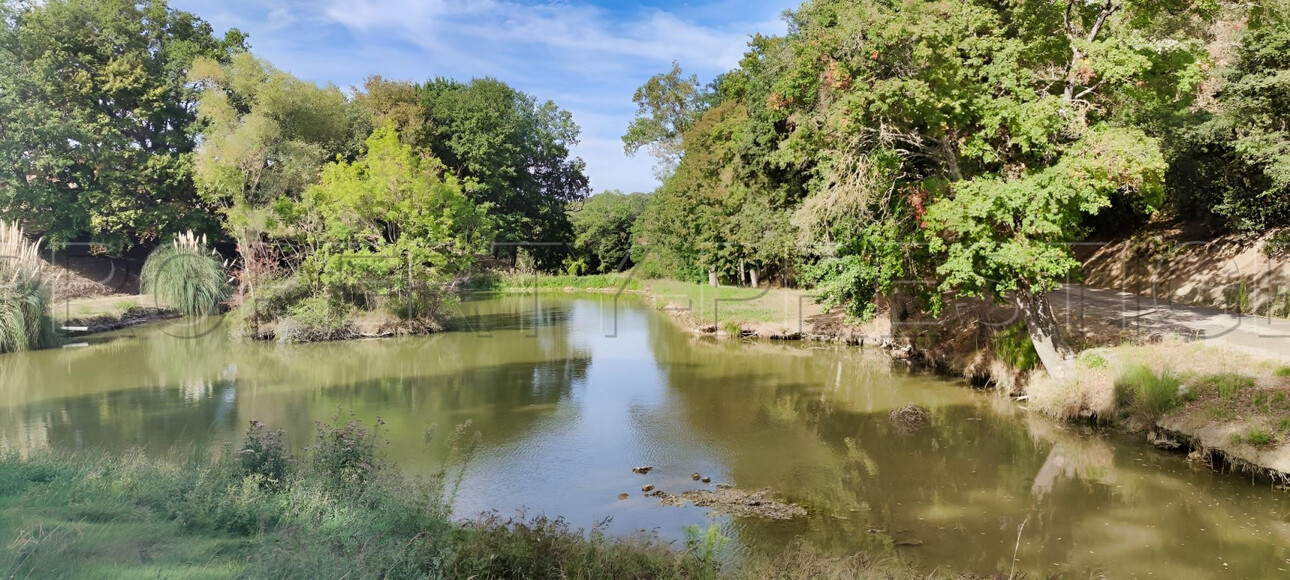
308, 410, 386, 491
238, 420, 293, 490
1114, 365, 1183, 420
140, 231, 229, 316
0, 222, 58, 354
447, 512, 694, 580
274, 295, 353, 343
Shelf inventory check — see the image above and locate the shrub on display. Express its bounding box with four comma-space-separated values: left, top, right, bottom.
274, 295, 353, 343
1114, 365, 1183, 420
140, 230, 229, 316
238, 420, 293, 490
0, 221, 57, 354
1275, 366, 1290, 377
308, 410, 386, 491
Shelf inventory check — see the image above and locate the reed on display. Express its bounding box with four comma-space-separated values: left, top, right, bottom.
141, 230, 229, 316
0, 221, 57, 354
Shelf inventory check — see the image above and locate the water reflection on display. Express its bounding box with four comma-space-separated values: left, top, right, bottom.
0, 294, 1289, 578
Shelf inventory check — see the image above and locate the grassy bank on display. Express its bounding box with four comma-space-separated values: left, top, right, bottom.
638, 280, 823, 334
1022, 340, 1290, 479
0, 416, 955, 579
469, 272, 643, 293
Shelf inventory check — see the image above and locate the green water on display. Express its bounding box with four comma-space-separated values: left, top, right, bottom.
2, 294, 1289, 578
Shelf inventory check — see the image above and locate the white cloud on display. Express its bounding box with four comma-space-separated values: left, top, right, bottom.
323, 0, 779, 71
176, 0, 793, 194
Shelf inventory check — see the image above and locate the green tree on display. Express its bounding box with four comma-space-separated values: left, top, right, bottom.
189, 52, 358, 246
0, 0, 245, 249
1176, 1, 1290, 232
631, 0, 1213, 376
420, 78, 588, 271
294, 125, 489, 321
622, 62, 708, 172
567, 190, 649, 274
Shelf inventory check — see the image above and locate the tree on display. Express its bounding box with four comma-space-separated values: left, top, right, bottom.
920, 0, 1202, 378
926, 129, 1166, 378
630, 0, 1213, 377
295, 125, 489, 321
189, 52, 358, 246
622, 62, 709, 173
420, 78, 589, 271
1177, 1, 1290, 232
567, 190, 649, 274
0, 0, 245, 250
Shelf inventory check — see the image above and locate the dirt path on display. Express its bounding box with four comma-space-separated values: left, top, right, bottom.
1055, 283, 1290, 362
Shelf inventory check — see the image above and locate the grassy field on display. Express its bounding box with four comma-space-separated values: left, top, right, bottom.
639, 279, 825, 335
0, 416, 953, 580
470, 272, 643, 292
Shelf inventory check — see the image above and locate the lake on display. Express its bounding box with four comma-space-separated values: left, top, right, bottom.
2, 294, 1289, 578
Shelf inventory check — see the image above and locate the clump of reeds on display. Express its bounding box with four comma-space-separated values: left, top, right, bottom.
141, 230, 229, 316
0, 221, 57, 354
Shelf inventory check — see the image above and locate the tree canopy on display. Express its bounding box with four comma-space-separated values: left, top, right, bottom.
628, 0, 1234, 375
0, 0, 245, 250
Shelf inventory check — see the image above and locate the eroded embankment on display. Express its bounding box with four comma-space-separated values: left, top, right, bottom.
639, 280, 1290, 486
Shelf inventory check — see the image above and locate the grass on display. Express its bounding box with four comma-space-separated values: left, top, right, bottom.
0, 415, 952, 579
0, 221, 58, 354
642, 279, 821, 330
471, 272, 643, 292
1193, 372, 1256, 400
1114, 365, 1184, 420
140, 231, 229, 316
1233, 427, 1276, 447
1275, 366, 1290, 378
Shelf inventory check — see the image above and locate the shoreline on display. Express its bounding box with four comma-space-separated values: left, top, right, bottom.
617, 279, 1290, 487
61, 283, 1290, 486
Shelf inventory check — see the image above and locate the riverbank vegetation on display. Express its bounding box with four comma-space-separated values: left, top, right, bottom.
621, 0, 1290, 377
140, 231, 229, 317
3, 0, 1288, 359
0, 416, 956, 579
0, 222, 56, 354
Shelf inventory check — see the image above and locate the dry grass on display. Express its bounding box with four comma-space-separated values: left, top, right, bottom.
1027, 338, 1290, 426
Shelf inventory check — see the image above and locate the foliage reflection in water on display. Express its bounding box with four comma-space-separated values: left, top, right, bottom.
1, 295, 1289, 578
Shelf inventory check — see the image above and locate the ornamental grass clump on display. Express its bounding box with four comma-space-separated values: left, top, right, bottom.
141, 230, 229, 316
0, 221, 57, 354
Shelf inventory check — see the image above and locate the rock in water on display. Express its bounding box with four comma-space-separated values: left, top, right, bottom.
617, 493, 629, 500
631, 466, 653, 474
701, 476, 711, 483
641, 484, 655, 492
691, 473, 701, 480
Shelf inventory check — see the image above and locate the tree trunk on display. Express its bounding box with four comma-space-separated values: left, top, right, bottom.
1014, 289, 1076, 380
750, 267, 759, 288
708, 269, 719, 288
739, 259, 747, 287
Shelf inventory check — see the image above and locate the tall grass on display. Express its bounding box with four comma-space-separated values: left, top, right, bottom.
0, 221, 57, 354
141, 231, 229, 316
1114, 365, 1184, 420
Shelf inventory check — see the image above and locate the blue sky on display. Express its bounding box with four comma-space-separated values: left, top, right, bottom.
171, 0, 798, 194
